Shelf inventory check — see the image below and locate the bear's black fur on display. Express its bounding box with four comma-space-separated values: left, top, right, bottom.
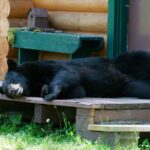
2, 51, 150, 101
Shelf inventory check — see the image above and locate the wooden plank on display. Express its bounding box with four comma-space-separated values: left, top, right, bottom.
15, 31, 79, 54
76, 108, 95, 116
88, 124, 150, 132
76, 108, 95, 132
34, 104, 49, 123
1, 94, 150, 109
95, 109, 150, 122
15, 31, 103, 54
76, 116, 94, 132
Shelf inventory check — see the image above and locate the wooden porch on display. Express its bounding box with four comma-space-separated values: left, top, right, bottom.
0, 94, 150, 147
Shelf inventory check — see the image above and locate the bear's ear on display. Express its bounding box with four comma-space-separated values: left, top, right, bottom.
7, 59, 17, 71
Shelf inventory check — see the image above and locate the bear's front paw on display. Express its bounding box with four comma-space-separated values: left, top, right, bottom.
41, 84, 49, 97
43, 94, 57, 101
41, 84, 61, 101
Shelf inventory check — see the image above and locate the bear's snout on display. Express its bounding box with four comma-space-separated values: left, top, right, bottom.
7, 84, 24, 98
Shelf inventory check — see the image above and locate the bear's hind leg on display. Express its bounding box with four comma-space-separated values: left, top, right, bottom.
123, 80, 150, 99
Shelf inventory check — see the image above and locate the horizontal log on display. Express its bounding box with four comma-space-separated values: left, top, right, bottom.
9, 0, 33, 18
0, 0, 10, 18
48, 12, 108, 32
33, 0, 108, 13
7, 47, 18, 58
39, 51, 70, 60
0, 37, 9, 57
9, 18, 27, 27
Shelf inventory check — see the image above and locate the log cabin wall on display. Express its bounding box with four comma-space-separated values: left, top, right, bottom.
0, 0, 108, 79
0, 0, 10, 80
32, 0, 108, 60
0, 0, 33, 79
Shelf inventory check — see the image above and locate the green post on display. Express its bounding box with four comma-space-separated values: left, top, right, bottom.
107, 0, 129, 58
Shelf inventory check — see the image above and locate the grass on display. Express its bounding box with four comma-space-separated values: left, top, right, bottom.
0, 113, 148, 150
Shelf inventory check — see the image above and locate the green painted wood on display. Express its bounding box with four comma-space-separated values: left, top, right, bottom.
15, 31, 103, 55
107, 0, 129, 58
14, 30, 103, 63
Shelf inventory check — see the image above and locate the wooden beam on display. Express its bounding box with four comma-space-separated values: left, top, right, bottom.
88, 124, 150, 132
1, 93, 150, 109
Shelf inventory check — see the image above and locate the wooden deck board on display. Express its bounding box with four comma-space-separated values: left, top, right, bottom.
88, 124, 150, 132
0, 93, 150, 109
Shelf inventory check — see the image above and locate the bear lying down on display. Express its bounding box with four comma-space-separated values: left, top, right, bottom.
2, 51, 150, 101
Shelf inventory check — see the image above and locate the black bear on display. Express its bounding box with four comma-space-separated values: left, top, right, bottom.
2, 51, 150, 101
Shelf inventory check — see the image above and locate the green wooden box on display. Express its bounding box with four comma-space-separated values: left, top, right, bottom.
14, 31, 104, 63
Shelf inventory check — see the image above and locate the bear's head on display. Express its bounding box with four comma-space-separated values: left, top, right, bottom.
2, 59, 30, 98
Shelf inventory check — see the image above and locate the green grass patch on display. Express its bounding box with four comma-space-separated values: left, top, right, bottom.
0, 113, 147, 150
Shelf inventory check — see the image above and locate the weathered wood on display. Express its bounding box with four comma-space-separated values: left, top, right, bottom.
34, 104, 49, 123
76, 108, 95, 132
14, 30, 103, 62
33, 0, 108, 13
76, 116, 94, 132
9, 0, 33, 18
76, 108, 95, 116
95, 109, 150, 122
48, 12, 108, 33
1, 94, 150, 109
28, 8, 48, 28
88, 124, 150, 132
15, 31, 103, 55
0, 0, 10, 18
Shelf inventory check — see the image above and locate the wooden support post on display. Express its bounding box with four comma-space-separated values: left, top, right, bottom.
34, 104, 50, 123
76, 108, 101, 140
34, 104, 76, 125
